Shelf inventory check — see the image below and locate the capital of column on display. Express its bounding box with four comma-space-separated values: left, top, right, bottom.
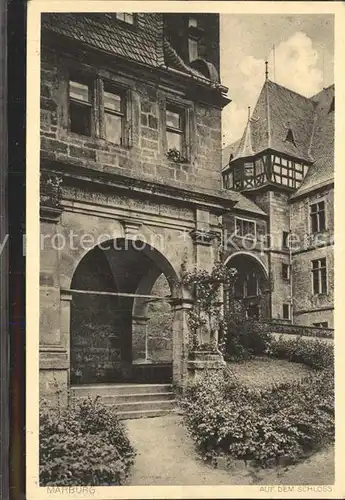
189, 229, 220, 247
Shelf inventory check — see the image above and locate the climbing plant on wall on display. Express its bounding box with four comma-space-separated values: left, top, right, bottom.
180, 261, 237, 352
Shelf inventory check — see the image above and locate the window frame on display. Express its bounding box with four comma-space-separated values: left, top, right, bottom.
282, 303, 290, 320
68, 77, 94, 137
66, 71, 132, 148
115, 13, 135, 25
101, 82, 127, 146
310, 199, 327, 234
164, 102, 189, 160
234, 216, 257, 239
282, 231, 290, 249
311, 257, 327, 295
282, 263, 291, 281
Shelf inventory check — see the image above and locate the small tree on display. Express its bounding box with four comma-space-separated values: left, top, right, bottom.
180, 261, 237, 352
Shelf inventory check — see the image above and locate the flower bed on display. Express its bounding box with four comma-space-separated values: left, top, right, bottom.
181, 368, 334, 468
40, 396, 136, 486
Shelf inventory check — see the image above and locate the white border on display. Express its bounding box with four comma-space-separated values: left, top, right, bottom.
26, 2, 345, 499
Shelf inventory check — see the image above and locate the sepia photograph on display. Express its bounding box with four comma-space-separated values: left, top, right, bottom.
25, 2, 343, 498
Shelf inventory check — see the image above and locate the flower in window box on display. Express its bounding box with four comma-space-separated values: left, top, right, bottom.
166, 147, 188, 164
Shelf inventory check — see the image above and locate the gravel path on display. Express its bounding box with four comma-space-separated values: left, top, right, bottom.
124, 415, 334, 486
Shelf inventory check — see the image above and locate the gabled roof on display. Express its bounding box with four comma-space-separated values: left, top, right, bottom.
223, 80, 316, 168
291, 84, 334, 198
222, 81, 334, 199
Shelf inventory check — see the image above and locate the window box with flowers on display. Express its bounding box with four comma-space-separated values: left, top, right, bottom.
164, 102, 191, 165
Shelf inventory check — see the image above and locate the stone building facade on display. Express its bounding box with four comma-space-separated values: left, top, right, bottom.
39, 12, 257, 400
222, 79, 334, 328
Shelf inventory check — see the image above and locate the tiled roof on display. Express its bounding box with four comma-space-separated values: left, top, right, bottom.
227, 80, 316, 164
229, 190, 267, 216
223, 81, 334, 198
291, 85, 334, 198
42, 13, 162, 67
41, 13, 222, 89
222, 139, 241, 169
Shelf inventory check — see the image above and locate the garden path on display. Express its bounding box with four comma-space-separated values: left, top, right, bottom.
124, 415, 334, 486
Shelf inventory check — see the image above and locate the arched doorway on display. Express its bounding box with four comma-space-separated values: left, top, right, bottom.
224, 253, 270, 320
69, 239, 179, 385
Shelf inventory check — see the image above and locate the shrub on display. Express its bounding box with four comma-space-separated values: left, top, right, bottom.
221, 309, 272, 361
40, 396, 135, 486
181, 368, 334, 467
269, 335, 334, 370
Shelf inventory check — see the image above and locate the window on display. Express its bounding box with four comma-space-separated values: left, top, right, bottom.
235, 217, 256, 238
245, 272, 258, 297
282, 231, 290, 249
285, 129, 296, 146
272, 155, 306, 188
166, 105, 185, 154
312, 258, 327, 295
282, 263, 290, 281
103, 86, 125, 145
310, 201, 326, 233
115, 13, 134, 24
313, 322, 329, 328
188, 16, 203, 62
283, 304, 290, 319
69, 80, 92, 136
244, 162, 254, 177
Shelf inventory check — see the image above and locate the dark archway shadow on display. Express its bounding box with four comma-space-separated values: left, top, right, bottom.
70, 239, 180, 384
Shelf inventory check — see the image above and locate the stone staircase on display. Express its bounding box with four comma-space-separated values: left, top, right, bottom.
70, 383, 177, 419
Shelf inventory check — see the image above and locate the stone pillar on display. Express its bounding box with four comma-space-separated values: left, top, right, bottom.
39, 190, 68, 405
171, 299, 193, 391
185, 210, 225, 383
132, 315, 150, 363
190, 210, 221, 345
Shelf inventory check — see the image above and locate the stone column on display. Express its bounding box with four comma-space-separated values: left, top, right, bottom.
39, 201, 69, 405
186, 210, 225, 383
171, 299, 193, 392
132, 315, 150, 364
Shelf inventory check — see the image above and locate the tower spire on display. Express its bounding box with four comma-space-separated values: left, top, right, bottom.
265, 61, 269, 81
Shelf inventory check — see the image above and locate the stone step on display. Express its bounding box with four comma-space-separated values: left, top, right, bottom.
117, 408, 176, 420
99, 392, 175, 404
71, 383, 172, 397
107, 399, 176, 413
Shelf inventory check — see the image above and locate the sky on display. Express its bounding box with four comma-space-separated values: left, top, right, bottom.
220, 14, 334, 148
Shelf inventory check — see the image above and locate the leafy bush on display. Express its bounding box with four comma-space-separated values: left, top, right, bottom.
40, 396, 135, 486
221, 308, 272, 361
269, 335, 334, 370
181, 368, 334, 467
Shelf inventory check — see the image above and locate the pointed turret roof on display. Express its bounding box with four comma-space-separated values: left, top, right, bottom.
223, 79, 317, 169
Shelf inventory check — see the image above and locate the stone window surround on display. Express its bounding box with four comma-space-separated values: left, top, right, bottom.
282, 303, 291, 319
160, 93, 194, 163
234, 216, 257, 239
64, 69, 133, 147
311, 257, 328, 296
309, 196, 327, 234
58, 63, 196, 163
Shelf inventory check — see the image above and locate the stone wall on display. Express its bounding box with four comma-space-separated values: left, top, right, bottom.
40, 45, 223, 192
290, 187, 334, 327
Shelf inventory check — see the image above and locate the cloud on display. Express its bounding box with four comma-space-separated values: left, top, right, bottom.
222, 31, 323, 146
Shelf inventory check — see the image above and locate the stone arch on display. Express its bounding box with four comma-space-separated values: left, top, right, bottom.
224, 251, 269, 280
224, 251, 270, 320
68, 238, 181, 385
